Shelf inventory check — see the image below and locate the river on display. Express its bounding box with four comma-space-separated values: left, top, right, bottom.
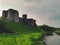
44, 33, 60, 45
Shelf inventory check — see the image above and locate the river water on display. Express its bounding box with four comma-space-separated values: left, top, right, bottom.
44, 33, 60, 45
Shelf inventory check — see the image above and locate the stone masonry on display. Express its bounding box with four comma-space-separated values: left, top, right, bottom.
2, 9, 37, 26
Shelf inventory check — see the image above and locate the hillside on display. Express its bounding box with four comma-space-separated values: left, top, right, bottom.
0, 19, 46, 45
0, 19, 59, 45
0, 19, 41, 33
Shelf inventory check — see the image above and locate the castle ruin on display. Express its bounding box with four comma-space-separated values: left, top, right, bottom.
2, 9, 37, 26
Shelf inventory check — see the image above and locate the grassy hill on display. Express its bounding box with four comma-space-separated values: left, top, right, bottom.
0, 19, 59, 45
55, 28, 60, 35
0, 19, 42, 33
0, 19, 46, 45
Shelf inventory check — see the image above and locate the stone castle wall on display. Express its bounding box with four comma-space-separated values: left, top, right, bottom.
2, 9, 37, 26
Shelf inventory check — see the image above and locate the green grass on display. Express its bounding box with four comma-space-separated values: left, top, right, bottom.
0, 19, 46, 45
55, 31, 60, 35
0, 20, 41, 33
0, 32, 45, 45
55, 28, 60, 35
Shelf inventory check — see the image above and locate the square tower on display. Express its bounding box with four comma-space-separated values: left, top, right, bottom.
22, 14, 27, 19
2, 10, 8, 18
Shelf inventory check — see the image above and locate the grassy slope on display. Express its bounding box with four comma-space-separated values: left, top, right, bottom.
0, 20, 45, 45
0, 33, 45, 45
55, 28, 60, 35
0, 20, 41, 33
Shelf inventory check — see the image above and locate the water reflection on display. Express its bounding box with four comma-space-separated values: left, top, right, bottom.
45, 33, 60, 45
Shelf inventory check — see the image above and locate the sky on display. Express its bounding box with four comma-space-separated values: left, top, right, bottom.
0, 0, 60, 28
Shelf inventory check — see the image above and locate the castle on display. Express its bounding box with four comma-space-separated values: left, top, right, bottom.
2, 9, 37, 26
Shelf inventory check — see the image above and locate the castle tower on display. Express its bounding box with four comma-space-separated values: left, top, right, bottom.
7, 9, 19, 22
33, 20, 36, 24
22, 14, 27, 19
2, 10, 8, 18
33, 20, 37, 26
2, 9, 19, 22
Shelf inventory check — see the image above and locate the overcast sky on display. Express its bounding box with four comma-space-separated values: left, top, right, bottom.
0, 0, 60, 27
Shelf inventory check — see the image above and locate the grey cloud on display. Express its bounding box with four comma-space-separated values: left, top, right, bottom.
0, 0, 60, 27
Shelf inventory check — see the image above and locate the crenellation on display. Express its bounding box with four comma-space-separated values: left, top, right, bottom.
22, 14, 27, 19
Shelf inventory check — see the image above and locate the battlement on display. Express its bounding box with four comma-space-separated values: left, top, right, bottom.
2, 9, 37, 26
22, 14, 27, 19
